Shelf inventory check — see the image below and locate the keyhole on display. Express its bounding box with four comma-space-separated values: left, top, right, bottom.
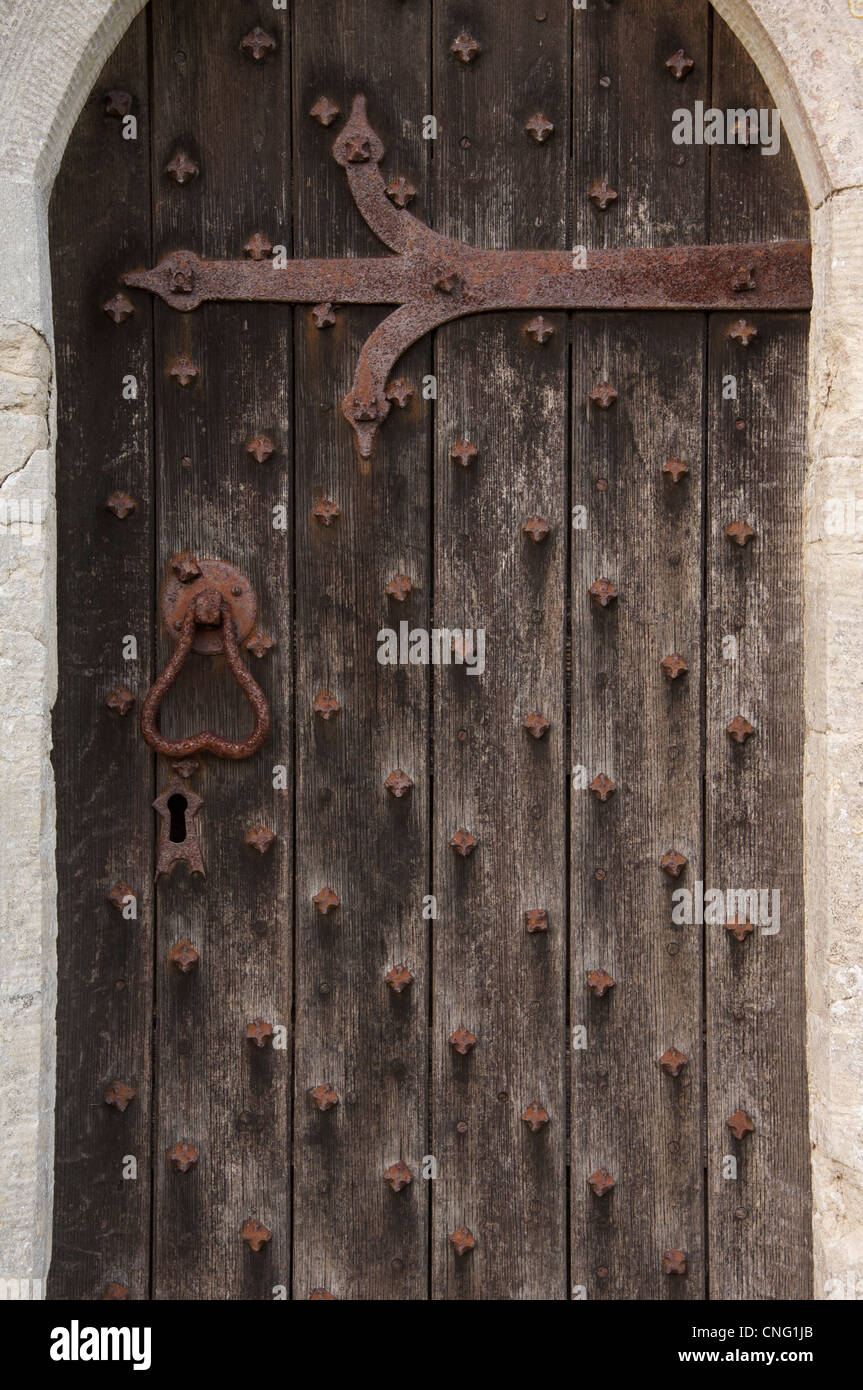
167, 793, 188, 843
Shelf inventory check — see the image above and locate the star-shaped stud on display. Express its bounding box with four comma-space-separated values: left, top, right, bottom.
245, 825, 275, 855
310, 96, 340, 127
104, 90, 133, 118
526, 315, 555, 344
169, 354, 199, 387
165, 151, 199, 184
665, 48, 695, 80
449, 1226, 476, 1256
171, 552, 201, 583
169, 940, 200, 973
385, 963, 414, 993
450, 439, 478, 467
245, 435, 274, 463
385, 769, 414, 797
243, 232, 272, 260
312, 689, 341, 719
448, 1027, 478, 1055
663, 1249, 687, 1275
523, 516, 551, 543
725, 519, 756, 547
726, 715, 755, 745
104, 1080, 136, 1112
106, 685, 135, 715
107, 880, 135, 912
588, 577, 618, 607
725, 918, 755, 943
726, 1109, 755, 1140
245, 1018, 274, 1048
386, 176, 417, 208
168, 1140, 199, 1172
589, 773, 616, 802
525, 909, 549, 934
522, 1103, 550, 1133
660, 850, 688, 878
588, 178, 618, 210
451, 31, 480, 64
728, 319, 758, 346
105, 491, 137, 518
586, 969, 616, 997
312, 498, 341, 526
312, 886, 341, 915
525, 113, 554, 143
523, 712, 551, 739
660, 653, 689, 680
309, 1084, 339, 1111
589, 381, 618, 408
663, 456, 690, 483
385, 378, 414, 409
384, 1160, 414, 1192
240, 27, 277, 62
311, 302, 337, 329
658, 1048, 689, 1077
344, 134, 372, 163
102, 293, 135, 324
245, 629, 274, 658
587, 1168, 616, 1197
449, 827, 478, 857
241, 1219, 272, 1251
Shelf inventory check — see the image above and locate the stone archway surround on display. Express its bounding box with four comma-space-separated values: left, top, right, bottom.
0, 0, 861, 1297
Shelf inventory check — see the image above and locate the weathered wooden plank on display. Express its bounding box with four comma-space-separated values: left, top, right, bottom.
291, 0, 431, 1300
149, 0, 292, 1300
430, 0, 570, 1300
48, 14, 155, 1300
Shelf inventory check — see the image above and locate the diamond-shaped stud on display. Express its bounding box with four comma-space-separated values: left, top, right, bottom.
587, 1169, 616, 1197
522, 1103, 550, 1133
105, 491, 138, 518
243, 232, 273, 260
165, 151, 199, 184
310, 96, 340, 127
245, 825, 275, 855
448, 1027, 477, 1055
658, 1048, 689, 1077
588, 178, 618, 210
663, 1249, 687, 1276
312, 690, 341, 719
660, 653, 688, 680
169, 940, 200, 973
586, 969, 616, 997
102, 293, 135, 324
525, 113, 554, 143
663, 457, 690, 483
384, 1160, 414, 1192
168, 1140, 198, 1172
728, 319, 757, 346
385, 378, 414, 408
665, 48, 695, 80
312, 302, 336, 329
526, 315, 555, 344
525, 909, 549, 934
385, 769, 414, 798
523, 516, 551, 543
169, 355, 199, 386
451, 31, 480, 64
312, 886, 341, 915
240, 27, 277, 61
312, 498, 341, 526
104, 90, 133, 118
725, 519, 755, 547
245, 1019, 274, 1048
725, 918, 755, 943
386, 176, 417, 208
449, 827, 478, 857
589, 381, 618, 408
726, 1109, 755, 1140
386, 574, 413, 603
589, 773, 616, 802
660, 851, 688, 878
385, 963, 414, 993
106, 685, 136, 715
104, 1080, 136, 1112
588, 577, 618, 607
450, 439, 478, 467
246, 435, 275, 463
726, 715, 755, 744
523, 712, 550, 740
309, 1084, 339, 1111
241, 1219, 272, 1251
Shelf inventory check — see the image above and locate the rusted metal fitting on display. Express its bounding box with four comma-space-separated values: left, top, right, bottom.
724, 918, 754, 943
662, 1249, 687, 1275
385, 963, 414, 993
525, 908, 549, 934
589, 773, 616, 802
450, 439, 478, 467
523, 712, 550, 739
589, 380, 618, 407
385, 378, 414, 407
728, 319, 757, 346
312, 497, 341, 526
312, 689, 341, 719
448, 1227, 476, 1256
241, 1219, 272, 1251
106, 686, 136, 715
169, 940, 200, 973
171, 552, 201, 585
104, 1080, 136, 1112
245, 1018, 274, 1048
726, 1109, 755, 1140
732, 265, 756, 292
244, 233, 272, 261
312, 302, 336, 328
107, 880, 135, 912
522, 1103, 550, 1133
724, 519, 755, 547
102, 1283, 131, 1300
588, 178, 618, 210
105, 490, 138, 518
451, 32, 480, 63
449, 828, 478, 857
665, 49, 694, 80
660, 850, 688, 878
245, 630, 275, 658
523, 516, 551, 542
658, 1048, 689, 1077
104, 91, 133, 118
166, 255, 197, 295
169, 354, 199, 386
309, 1084, 339, 1111
385, 769, 414, 798
525, 315, 555, 343
168, 1140, 198, 1172
246, 435, 274, 463
386, 574, 413, 602
663, 456, 690, 483
102, 293, 135, 324
525, 113, 554, 143
588, 577, 618, 607
165, 152, 198, 185
240, 27, 277, 61
587, 1168, 616, 1197
172, 758, 199, 779
726, 715, 755, 744
448, 1027, 477, 1055
310, 96, 340, 127
384, 1160, 414, 1192
586, 969, 615, 997
245, 824, 276, 854
433, 268, 461, 294
386, 177, 416, 208
310, 1288, 336, 1299
660, 653, 688, 680
154, 775, 204, 878
313, 886, 341, 915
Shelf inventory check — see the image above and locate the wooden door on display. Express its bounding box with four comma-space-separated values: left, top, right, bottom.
48, 0, 812, 1301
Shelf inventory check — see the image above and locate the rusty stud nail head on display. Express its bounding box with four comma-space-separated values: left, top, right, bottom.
658, 1047, 689, 1077
165, 152, 199, 185
245, 1018, 274, 1048
310, 97, 340, 127
169, 940, 200, 973
107, 880, 135, 912
660, 850, 688, 878
434, 269, 460, 294
586, 968, 616, 997
385, 769, 414, 798
312, 302, 336, 329
104, 90, 133, 118
728, 319, 757, 346
102, 293, 135, 324
240, 27, 277, 61
589, 381, 618, 407
663, 1250, 687, 1276
168, 1140, 199, 1172
246, 435, 275, 463
172, 757, 199, 778
243, 232, 272, 260
449, 827, 478, 857
385, 378, 414, 408
245, 824, 275, 855
386, 574, 413, 602
102, 1283, 131, 1300
245, 629, 275, 658
449, 1226, 476, 1255
588, 178, 618, 210
310, 1287, 336, 1299
726, 715, 755, 744
725, 520, 756, 547
663, 457, 690, 483
386, 177, 417, 208
523, 712, 550, 739
726, 1109, 755, 1140
523, 516, 551, 543
525, 908, 549, 934
449, 439, 478, 467
725, 917, 755, 943
665, 49, 695, 80
105, 490, 138, 518
588, 577, 618, 607
312, 886, 341, 915
309, 1084, 339, 1111
385, 963, 414, 993
448, 1027, 477, 1055
451, 32, 480, 63
525, 113, 554, 143
384, 1160, 414, 1192
312, 689, 341, 719
241, 1218, 272, 1251
312, 497, 341, 525
589, 773, 616, 802
660, 653, 688, 680
526, 315, 555, 343
732, 265, 756, 292
169, 354, 199, 386
104, 1080, 135, 1112
522, 1102, 550, 1133
106, 686, 136, 715
587, 1168, 616, 1197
